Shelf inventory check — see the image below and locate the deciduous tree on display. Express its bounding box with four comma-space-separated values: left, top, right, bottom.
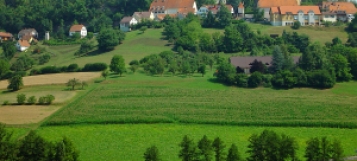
110, 55, 126, 76
7, 75, 24, 91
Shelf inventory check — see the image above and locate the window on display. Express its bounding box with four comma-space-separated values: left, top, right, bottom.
331, 15, 335, 18
314, 15, 319, 20
294, 15, 297, 20
304, 15, 308, 20
325, 15, 328, 18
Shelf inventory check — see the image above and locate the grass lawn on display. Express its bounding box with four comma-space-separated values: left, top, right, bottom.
35, 29, 172, 68
44, 71, 357, 128
203, 23, 348, 44
36, 124, 357, 161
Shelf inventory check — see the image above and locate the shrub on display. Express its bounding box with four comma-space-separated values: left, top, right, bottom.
293, 68, 308, 87
27, 96, 37, 104
271, 70, 296, 89
2, 100, 9, 105
291, 22, 301, 30
307, 70, 336, 89
1, 71, 14, 80
46, 94, 55, 104
248, 72, 263, 88
262, 74, 273, 88
87, 32, 94, 39
38, 54, 51, 65
38, 97, 46, 104
13, 71, 27, 77
67, 63, 79, 72
30, 69, 41, 75
82, 63, 108, 71
287, 45, 300, 53
40, 66, 60, 74
235, 74, 248, 87
129, 60, 139, 66
17, 94, 26, 105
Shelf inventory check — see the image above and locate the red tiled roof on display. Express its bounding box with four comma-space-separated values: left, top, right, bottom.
0, 32, 13, 38
279, 6, 321, 14
271, 7, 280, 13
18, 39, 30, 47
238, 2, 244, 8
258, 0, 299, 8
70, 25, 85, 32
149, 0, 195, 11
321, 2, 357, 14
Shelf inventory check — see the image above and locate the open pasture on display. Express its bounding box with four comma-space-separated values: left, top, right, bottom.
45, 72, 357, 128
203, 24, 348, 43
0, 72, 100, 89
36, 124, 357, 161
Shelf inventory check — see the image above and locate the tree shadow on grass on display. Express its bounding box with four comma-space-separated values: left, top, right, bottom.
1, 90, 12, 94
86, 50, 103, 56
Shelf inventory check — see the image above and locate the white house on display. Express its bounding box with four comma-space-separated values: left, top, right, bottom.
16, 39, 30, 52
120, 16, 138, 32
238, 2, 244, 17
132, 12, 155, 22
197, 4, 234, 17
149, 0, 198, 16
69, 25, 87, 38
320, 1, 357, 22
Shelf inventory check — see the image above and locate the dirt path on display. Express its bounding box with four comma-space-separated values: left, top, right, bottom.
0, 72, 101, 89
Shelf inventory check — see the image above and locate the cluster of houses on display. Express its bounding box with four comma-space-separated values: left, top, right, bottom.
0, 24, 87, 52
119, 0, 357, 32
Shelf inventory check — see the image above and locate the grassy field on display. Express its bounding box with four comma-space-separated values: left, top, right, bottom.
203, 23, 348, 44
35, 29, 172, 68
36, 124, 357, 161
44, 71, 357, 128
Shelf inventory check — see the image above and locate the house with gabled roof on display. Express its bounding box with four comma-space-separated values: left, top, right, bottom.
120, 16, 138, 32
270, 6, 321, 26
258, 0, 301, 20
69, 24, 87, 38
0, 32, 13, 42
149, 0, 198, 16
18, 28, 38, 39
16, 39, 31, 52
320, 1, 357, 22
197, 4, 235, 17
132, 12, 155, 22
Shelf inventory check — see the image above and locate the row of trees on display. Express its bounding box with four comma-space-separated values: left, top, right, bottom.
0, 124, 79, 161
216, 37, 357, 89
143, 130, 344, 161
163, 16, 310, 54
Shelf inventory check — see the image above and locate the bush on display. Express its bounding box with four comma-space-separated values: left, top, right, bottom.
2, 100, 9, 105
248, 72, 263, 88
1, 71, 14, 80
27, 96, 37, 104
38, 54, 51, 65
82, 63, 108, 72
307, 70, 336, 89
87, 32, 94, 39
235, 74, 248, 87
291, 22, 301, 30
40, 66, 60, 74
262, 74, 273, 88
46, 94, 55, 104
293, 68, 308, 87
38, 97, 46, 104
271, 70, 296, 89
30, 69, 41, 75
129, 60, 139, 66
287, 45, 300, 53
17, 94, 26, 105
13, 71, 27, 77
67, 63, 79, 72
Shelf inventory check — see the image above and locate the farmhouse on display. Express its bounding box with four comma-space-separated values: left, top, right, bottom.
230, 56, 300, 74
149, 0, 198, 16
0, 32, 13, 42
18, 28, 38, 39
120, 16, 138, 32
16, 39, 31, 52
132, 12, 155, 22
270, 6, 321, 26
197, 4, 235, 17
257, 0, 300, 20
69, 24, 87, 38
320, 1, 357, 22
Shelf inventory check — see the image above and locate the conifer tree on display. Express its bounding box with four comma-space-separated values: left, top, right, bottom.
227, 144, 240, 161
212, 137, 226, 161
198, 135, 213, 161
178, 135, 198, 161
144, 145, 160, 161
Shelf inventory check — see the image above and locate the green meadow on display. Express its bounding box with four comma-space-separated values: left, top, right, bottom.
36, 124, 357, 161
1, 25, 356, 160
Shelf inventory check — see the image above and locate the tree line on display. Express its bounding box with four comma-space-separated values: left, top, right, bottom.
163, 14, 310, 55
0, 0, 151, 35
143, 130, 344, 161
0, 124, 79, 161
216, 38, 357, 89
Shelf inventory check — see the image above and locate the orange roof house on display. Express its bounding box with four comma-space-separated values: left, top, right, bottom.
149, 0, 198, 15
258, 0, 300, 8
16, 39, 31, 51
0, 32, 13, 41
321, 1, 357, 14
270, 6, 321, 26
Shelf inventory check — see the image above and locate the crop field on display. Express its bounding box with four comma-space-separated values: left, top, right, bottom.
0, 85, 79, 125
0, 72, 101, 89
36, 124, 357, 161
44, 72, 357, 128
